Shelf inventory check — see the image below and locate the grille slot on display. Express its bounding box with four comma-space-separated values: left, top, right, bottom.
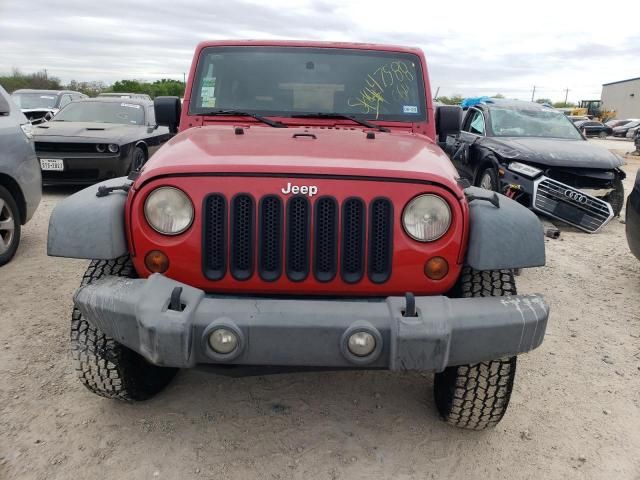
230, 194, 255, 280
258, 196, 283, 281
533, 177, 613, 233
286, 196, 310, 281
35, 142, 102, 153
202, 194, 227, 280
341, 198, 366, 283
368, 198, 393, 283
314, 197, 338, 282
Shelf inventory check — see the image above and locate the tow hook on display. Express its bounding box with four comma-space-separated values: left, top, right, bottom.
403, 292, 417, 317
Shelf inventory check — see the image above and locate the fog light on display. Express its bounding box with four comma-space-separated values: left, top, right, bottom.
144, 250, 169, 273
424, 256, 448, 280
208, 328, 238, 354
347, 331, 376, 357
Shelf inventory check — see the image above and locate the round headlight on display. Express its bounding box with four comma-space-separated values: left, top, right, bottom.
96, 144, 106, 153
402, 194, 451, 242
108, 143, 119, 153
144, 187, 194, 235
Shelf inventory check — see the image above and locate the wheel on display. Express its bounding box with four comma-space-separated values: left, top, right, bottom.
433, 268, 518, 430
129, 146, 147, 173
477, 167, 498, 192
0, 185, 21, 267
600, 178, 624, 217
71, 255, 178, 401
598, 131, 608, 139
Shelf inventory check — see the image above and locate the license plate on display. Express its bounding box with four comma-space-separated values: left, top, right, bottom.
40, 158, 64, 171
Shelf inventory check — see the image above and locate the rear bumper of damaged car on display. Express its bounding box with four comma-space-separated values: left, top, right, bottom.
74, 274, 549, 371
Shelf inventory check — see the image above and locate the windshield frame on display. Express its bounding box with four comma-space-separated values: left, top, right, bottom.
486, 106, 584, 140
52, 101, 146, 125
189, 46, 428, 123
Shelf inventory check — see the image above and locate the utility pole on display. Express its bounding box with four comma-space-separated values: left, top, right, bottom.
183, 72, 186, 84
531, 85, 536, 102
564, 88, 569, 104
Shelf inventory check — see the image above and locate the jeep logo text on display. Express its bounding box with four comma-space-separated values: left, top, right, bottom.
281, 182, 318, 197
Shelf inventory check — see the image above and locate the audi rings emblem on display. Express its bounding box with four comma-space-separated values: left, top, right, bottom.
564, 189, 588, 204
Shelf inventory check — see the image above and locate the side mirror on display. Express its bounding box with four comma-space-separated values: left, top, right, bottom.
435, 105, 462, 144
154, 96, 181, 134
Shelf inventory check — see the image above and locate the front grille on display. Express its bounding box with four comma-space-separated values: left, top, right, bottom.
533, 177, 613, 233
202, 194, 393, 283
35, 142, 98, 153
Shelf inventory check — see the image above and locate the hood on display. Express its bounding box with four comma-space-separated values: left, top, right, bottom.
32, 121, 146, 144
138, 125, 461, 193
477, 136, 623, 169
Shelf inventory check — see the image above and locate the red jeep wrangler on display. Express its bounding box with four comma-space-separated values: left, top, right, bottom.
48, 40, 549, 430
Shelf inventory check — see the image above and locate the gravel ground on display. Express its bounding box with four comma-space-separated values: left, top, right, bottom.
1, 154, 639, 480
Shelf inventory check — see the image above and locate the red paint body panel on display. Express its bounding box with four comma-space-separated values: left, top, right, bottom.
127, 40, 470, 296
130, 176, 465, 296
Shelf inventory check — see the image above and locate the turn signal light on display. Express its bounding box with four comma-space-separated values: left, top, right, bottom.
144, 250, 169, 273
424, 256, 449, 280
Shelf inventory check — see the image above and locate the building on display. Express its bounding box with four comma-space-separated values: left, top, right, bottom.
601, 77, 640, 119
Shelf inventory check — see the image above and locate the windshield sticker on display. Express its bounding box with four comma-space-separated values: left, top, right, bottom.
40, 95, 55, 99
403, 105, 418, 114
200, 77, 216, 108
347, 62, 415, 119
120, 103, 141, 109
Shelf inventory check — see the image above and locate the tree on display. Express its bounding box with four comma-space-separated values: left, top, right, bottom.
0, 69, 62, 93
436, 94, 464, 105
552, 101, 576, 108
491, 93, 505, 98
535, 98, 553, 105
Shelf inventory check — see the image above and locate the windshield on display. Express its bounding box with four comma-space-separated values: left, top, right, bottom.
11, 92, 58, 109
191, 47, 426, 121
490, 107, 582, 140
53, 101, 145, 125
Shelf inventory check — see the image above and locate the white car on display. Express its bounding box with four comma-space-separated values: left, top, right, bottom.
11, 89, 87, 124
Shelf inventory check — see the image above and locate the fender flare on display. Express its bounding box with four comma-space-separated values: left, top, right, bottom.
464, 187, 545, 270
47, 177, 129, 260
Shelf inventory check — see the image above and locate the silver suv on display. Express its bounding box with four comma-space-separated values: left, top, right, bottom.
0, 86, 41, 266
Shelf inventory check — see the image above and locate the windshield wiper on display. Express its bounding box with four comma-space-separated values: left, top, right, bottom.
291, 113, 390, 132
197, 110, 287, 128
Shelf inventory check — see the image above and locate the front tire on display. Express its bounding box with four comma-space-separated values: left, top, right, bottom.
129, 146, 147, 174
477, 167, 499, 192
600, 178, 624, 217
0, 185, 21, 267
598, 131, 608, 139
433, 268, 518, 430
71, 256, 178, 401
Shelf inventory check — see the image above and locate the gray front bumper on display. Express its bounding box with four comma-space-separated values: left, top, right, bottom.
74, 274, 549, 371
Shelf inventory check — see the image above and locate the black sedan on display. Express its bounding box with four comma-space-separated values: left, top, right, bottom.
627, 167, 640, 260
33, 98, 172, 185
444, 99, 625, 233
574, 120, 613, 138
613, 120, 640, 137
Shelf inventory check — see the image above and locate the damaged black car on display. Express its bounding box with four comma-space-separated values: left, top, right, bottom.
33, 98, 172, 185
445, 99, 625, 233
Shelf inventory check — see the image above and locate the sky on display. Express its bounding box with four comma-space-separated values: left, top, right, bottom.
1, 0, 639, 103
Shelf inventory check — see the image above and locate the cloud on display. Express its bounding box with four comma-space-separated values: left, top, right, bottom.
0, 0, 637, 102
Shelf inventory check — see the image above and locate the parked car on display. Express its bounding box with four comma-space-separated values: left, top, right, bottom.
612, 120, 640, 137
33, 98, 172, 185
444, 99, 626, 232
47, 40, 550, 431
625, 125, 639, 139
605, 119, 638, 128
11, 89, 87, 124
0, 86, 42, 266
568, 115, 589, 123
626, 167, 640, 260
574, 120, 613, 138
98, 92, 152, 101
